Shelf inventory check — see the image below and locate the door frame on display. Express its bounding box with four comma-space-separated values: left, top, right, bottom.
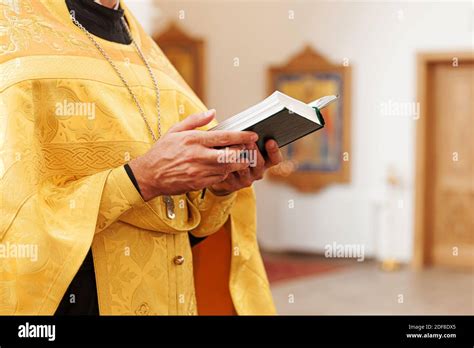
413, 52, 474, 269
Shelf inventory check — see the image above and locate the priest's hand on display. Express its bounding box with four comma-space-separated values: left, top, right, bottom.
208, 139, 283, 196
129, 110, 258, 201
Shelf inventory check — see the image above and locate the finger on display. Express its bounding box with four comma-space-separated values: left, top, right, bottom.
264, 139, 283, 168
231, 144, 247, 152
199, 174, 232, 189
168, 109, 215, 133
205, 146, 248, 164
194, 146, 249, 164
189, 175, 222, 192
225, 161, 251, 173
246, 142, 264, 169
249, 144, 265, 179
224, 172, 239, 186
200, 130, 258, 148
237, 168, 253, 187
211, 161, 251, 176
198, 160, 251, 177
213, 171, 239, 186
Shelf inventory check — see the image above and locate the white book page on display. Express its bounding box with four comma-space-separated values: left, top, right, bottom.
211, 91, 338, 131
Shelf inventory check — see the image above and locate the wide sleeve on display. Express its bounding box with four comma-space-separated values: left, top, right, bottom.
187, 189, 237, 237
95, 165, 145, 233
0, 81, 143, 314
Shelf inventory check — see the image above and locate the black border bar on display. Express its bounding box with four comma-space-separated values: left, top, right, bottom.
0, 315, 473, 346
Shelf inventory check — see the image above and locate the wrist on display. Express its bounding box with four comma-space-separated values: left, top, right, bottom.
128, 157, 159, 201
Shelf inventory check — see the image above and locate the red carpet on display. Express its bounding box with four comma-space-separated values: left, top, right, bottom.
263, 256, 345, 284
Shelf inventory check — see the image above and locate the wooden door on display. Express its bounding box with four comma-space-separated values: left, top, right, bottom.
415, 53, 474, 269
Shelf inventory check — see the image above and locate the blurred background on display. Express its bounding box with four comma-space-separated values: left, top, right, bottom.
129, 0, 473, 314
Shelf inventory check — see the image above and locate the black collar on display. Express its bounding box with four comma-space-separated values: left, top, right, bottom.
66, 0, 131, 45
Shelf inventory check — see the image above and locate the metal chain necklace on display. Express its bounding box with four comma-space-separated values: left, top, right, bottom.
71, 13, 176, 219
70, 14, 161, 142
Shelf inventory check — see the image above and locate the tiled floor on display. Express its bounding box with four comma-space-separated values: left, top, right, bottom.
269, 260, 474, 315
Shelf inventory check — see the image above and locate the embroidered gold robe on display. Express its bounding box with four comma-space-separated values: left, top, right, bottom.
0, 0, 275, 315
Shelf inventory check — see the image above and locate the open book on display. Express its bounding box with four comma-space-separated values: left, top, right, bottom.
211, 91, 338, 156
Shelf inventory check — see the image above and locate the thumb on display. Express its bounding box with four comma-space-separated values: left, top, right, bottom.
168, 109, 215, 133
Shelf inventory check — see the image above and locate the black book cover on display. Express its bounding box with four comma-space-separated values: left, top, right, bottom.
243, 108, 325, 157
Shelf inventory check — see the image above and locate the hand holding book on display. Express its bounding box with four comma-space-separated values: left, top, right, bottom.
208, 91, 338, 195
211, 91, 338, 156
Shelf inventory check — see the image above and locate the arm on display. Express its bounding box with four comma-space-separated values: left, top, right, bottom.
121, 93, 282, 238
113, 110, 256, 233
95, 165, 144, 233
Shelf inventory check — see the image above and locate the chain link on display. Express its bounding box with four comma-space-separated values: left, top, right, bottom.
70, 13, 161, 142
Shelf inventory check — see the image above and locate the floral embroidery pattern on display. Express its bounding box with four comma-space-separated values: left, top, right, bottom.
0, 0, 92, 56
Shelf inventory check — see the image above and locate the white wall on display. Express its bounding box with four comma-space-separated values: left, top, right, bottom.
132, 0, 473, 262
